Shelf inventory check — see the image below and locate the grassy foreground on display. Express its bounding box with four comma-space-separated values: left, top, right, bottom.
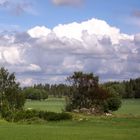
0, 117, 140, 140
0, 99, 140, 140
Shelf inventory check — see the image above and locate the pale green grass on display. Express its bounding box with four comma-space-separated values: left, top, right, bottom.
25, 98, 65, 112
115, 99, 140, 116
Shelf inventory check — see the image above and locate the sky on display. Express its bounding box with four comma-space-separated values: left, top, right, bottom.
0, 0, 140, 86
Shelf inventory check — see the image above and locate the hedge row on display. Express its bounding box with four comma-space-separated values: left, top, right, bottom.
1, 109, 72, 122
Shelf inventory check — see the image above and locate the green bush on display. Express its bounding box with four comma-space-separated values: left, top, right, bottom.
1, 109, 72, 122
107, 97, 122, 111
102, 101, 109, 113
14, 110, 39, 122
102, 97, 122, 113
59, 112, 72, 120
0, 103, 14, 121
1, 110, 14, 122
65, 102, 73, 112
39, 111, 72, 121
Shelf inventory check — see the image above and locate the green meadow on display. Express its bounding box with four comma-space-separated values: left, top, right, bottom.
25, 98, 66, 112
115, 99, 140, 116
25, 98, 140, 116
0, 99, 140, 140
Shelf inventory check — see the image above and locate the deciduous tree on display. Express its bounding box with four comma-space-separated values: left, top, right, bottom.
0, 67, 25, 112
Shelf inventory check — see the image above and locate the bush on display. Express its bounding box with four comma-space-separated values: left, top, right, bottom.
65, 102, 73, 112
107, 97, 122, 111
102, 96, 122, 113
59, 112, 72, 120
1, 110, 14, 122
1, 109, 72, 122
39, 111, 72, 121
14, 110, 39, 122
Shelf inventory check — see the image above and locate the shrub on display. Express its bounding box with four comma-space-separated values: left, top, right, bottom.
65, 102, 73, 112
59, 112, 72, 120
102, 101, 109, 113
39, 111, 72, 121
1, 109, 72, 122
1, 110, 14, 122
13, 110, 39, 122
107, 97, 122, 111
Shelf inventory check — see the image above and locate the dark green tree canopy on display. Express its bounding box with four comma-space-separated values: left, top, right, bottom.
103, 78, 140, 99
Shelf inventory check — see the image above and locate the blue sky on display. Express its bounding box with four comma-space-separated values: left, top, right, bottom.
0, 0, 140, 33
0, 0, 140, 86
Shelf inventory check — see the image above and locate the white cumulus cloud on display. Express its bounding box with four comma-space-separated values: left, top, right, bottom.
0, 18, 140, 85
27, 26, 51, 38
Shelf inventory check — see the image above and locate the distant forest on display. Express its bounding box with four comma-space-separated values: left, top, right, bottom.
103, 78, 140, 98
23, 77, 140, 100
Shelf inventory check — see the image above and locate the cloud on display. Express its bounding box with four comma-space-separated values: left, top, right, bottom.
19, 78, 34, 87
27, 64, 41, 72
132, 10, 140, 18
134, 33, 140, 45
52, 0, 83, 6
27, 26, 51, 38
0, 0, 9, 7
53, 19, 133, 44
0, 0, 34, 16
1, 18, 140, 85
130, 10, 140, 27
0, 43, 24, 65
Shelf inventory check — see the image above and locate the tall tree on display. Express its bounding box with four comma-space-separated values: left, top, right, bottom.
0, 67, 25, 111
66, 72, 121, 113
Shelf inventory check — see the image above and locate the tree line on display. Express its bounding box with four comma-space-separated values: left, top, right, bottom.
23, 78, 140, 100
23, 83, 71, 100
103, 78, 140, 99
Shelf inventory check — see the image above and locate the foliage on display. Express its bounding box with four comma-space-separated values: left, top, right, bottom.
25, 77, 140, 99
38, 111, 72, 121
1, 109, 72, 122
105, 97, 122, 112
66, 72, 121, 113
0, 67, 25, 112
23, 87, 48, 100
103, 78, 140, 99
66, 72, 99, 109
14, 109, 39, 122
34, 83, 71, 98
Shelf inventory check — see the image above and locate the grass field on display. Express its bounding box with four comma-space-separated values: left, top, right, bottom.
25, 98, 65, 112
0, 117, 140, 140
114, 99, 140, 116
25, 98, 140, 116
0, 99, 140, 140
